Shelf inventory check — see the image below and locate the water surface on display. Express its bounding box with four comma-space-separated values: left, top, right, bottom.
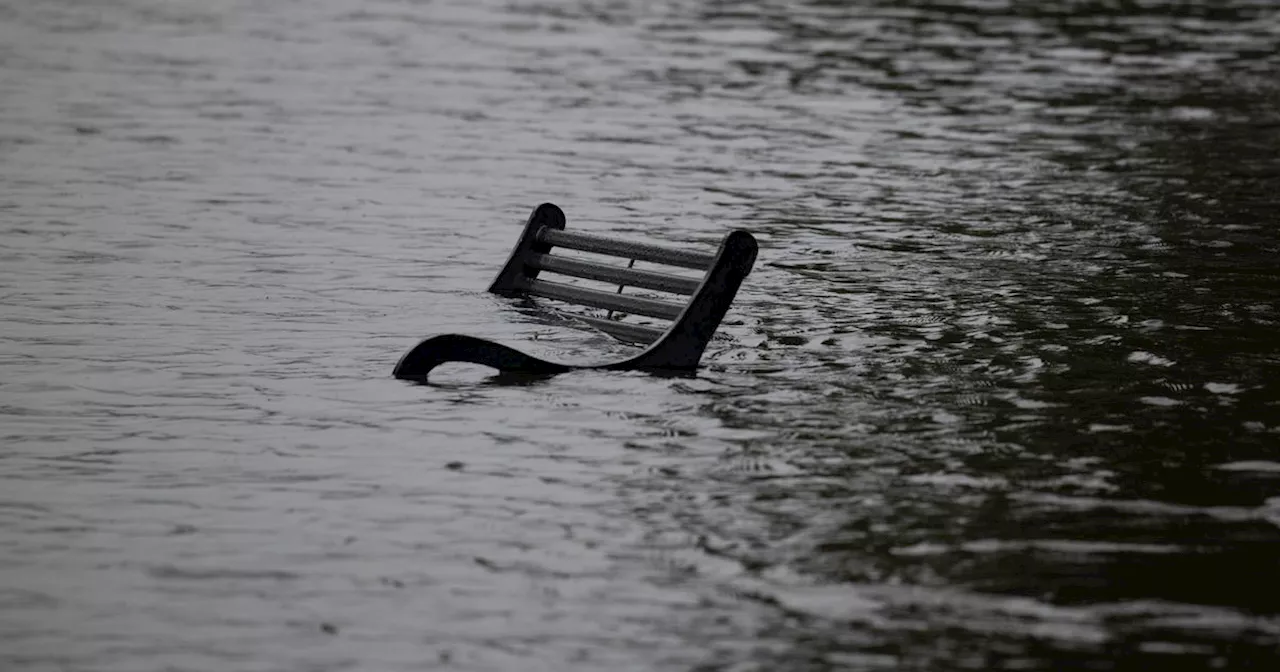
2, 0, 1278, 669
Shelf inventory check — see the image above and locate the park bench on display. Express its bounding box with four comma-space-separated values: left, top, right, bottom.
392, 203, 757, 381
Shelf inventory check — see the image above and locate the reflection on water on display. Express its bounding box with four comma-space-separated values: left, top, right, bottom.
1, 0, 1278, 669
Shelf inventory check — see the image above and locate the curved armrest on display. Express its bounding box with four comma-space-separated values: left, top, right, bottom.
392, 334, 572, 381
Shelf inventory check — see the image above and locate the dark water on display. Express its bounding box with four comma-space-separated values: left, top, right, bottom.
2, 0, 1278, 669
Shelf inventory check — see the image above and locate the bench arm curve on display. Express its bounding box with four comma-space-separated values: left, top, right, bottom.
392, 334, 572, 381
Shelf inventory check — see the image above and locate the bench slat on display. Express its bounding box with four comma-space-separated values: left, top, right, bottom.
537, 228, 715, 270
574, 315, 664, 345
527, 253, 701, 295
521, 278, 685, 320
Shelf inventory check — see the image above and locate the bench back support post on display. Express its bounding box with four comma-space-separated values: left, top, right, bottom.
614, 230, 756, 371
488, 203, 566, 296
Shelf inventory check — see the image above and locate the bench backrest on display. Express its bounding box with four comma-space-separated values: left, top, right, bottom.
488, 203, 757, 368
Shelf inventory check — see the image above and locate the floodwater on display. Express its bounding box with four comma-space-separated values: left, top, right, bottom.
2, 0, 1278, 669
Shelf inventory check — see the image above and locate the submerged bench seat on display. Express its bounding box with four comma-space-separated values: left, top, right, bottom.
392, 203, 757, 381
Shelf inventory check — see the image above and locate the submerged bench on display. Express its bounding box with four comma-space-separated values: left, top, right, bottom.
392, 203, 757, 381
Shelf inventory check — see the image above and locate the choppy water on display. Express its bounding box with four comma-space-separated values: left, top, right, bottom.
3, 0, 1279, 669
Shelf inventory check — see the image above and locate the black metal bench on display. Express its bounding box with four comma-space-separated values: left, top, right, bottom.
392, 203, 757, 381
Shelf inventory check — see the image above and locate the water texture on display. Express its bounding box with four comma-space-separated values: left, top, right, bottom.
2, 0, 1279, 670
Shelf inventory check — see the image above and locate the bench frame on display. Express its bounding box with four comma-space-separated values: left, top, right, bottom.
392, 203, 757, 381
